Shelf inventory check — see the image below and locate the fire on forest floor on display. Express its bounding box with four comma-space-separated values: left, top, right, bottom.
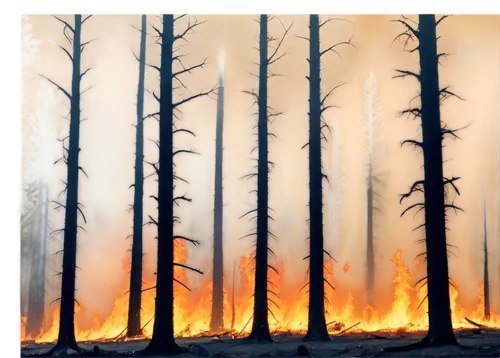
20, 248, 500, 344
18, 250, 500, 343
20, 328, 500, 357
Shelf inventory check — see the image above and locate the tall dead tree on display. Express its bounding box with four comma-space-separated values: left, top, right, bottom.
302, 15, 355, 341
360, 77, 391, 307
24, 81, 60, 338
210, 57, 225, 332
395, 14, 464, 349
127, 14, 147, 338
23, 80, 59, 337
41, 14, 94, 355
144, 15, 212, 355
25, 181, 49, 337
328, 122, 349, 264
18, 140, 46, 338
231, 261, 236, 329
482, 194, 490, 320
241, 15, 291, 343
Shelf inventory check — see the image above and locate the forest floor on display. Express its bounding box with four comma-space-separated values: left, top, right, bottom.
21, 328, 499, 357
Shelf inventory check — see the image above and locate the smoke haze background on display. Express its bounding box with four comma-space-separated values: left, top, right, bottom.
21, 14, 500, 330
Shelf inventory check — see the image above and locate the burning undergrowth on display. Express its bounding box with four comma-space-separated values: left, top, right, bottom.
21, 248, 499, 344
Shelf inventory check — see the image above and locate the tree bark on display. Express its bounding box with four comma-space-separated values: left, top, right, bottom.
305, 14, 329, 342
127, 14, 147, 338
210, 60, 225, 332
145, 14, 181, 355
418, 14, 457, 346
248, 14, 272, 342
53, 14, 82, 352
366, 95, 375, 308
483, 196, 490, 319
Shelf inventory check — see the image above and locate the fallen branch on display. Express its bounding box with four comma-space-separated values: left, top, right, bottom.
110, 326, 128, 341
234, 315, 252, 339
366, 333, 390, 340
338, 321, 361, 335
465, 317, 487, 328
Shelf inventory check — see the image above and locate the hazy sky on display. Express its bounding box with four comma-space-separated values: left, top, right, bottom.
22, 14, 500, 326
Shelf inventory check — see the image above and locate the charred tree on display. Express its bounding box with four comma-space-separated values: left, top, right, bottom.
328, 122, 349, 266
41, 14, 94, 355
395, 14, 465, 349
231, 261, 236, 330
19, 149, 49, 338
360, 77, 391, 307
127, 14, 147, 338
18, 157, 42, 337
482, 195, 490, 320
210, 57, 225, 332
23, 82, 58, 333
302, 15, 355, 341
26, 181, 49, 337
21, 183, 38, 317
305, 14, 328, 341
242, 15, 291, 343
144, 15, 211, 355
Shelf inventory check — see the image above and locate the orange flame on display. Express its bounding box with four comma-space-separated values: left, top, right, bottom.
21, 248, 499, 343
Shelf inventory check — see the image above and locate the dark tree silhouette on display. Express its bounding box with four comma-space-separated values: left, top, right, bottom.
328, 122, 349, 268
18, 138, 53, 338
23, 76, 59, 336
144, 15, 212, 355
210, 58, 225, 332
482, 195, 490, 320
230, 261, 236, 330
360, 77, 391, 307
25, 181, 49, 338
301, 15, 355, 341
41, 14, 94, 355
395, 14, 465, 349
127, 14, 147, 339
241, 15, 291, 343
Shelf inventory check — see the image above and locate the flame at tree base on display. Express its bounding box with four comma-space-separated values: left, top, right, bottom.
21, 249, 499, 344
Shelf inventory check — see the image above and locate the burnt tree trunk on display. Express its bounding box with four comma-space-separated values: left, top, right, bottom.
26, 180, 46, 337
40, 183, 49, 329
363, 72, 387, 308
231, 262, 236, 330
367, 162, 374, 307
305, 14, 329, 342
248, 14, 272, 342
483, 196, 490, 319
210, 62, 225, 332
53, 14, 82, 352
145, 14, 180, 355
127, 14, 147, 338
26, 187, 43, 338
145, 13, 207, 353
418, 14, 457, 346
